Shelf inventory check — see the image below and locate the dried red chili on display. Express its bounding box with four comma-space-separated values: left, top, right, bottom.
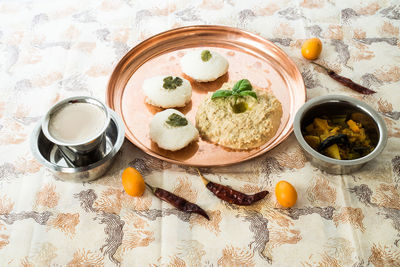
312, 62, 376, 95
145, 183, 210, 220
196, 169, 268, 206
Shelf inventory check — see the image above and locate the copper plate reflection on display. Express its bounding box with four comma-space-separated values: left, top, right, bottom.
106, 25, 305, 166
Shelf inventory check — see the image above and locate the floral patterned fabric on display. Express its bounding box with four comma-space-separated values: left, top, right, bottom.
1, 0, 400, 266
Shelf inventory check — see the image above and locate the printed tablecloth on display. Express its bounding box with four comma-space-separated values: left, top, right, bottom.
1, 0, 399, 266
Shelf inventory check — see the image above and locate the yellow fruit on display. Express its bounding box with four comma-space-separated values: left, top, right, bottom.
122, 167, 145, 197
275, 181, 297, 208
301, 38, 322, 60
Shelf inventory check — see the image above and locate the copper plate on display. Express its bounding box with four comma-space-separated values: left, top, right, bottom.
106, 25, 305, 166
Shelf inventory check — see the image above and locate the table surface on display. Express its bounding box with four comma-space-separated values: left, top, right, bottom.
1, 0, 400, 266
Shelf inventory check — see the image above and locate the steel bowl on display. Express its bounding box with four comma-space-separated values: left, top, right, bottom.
294, 95, 387, 174
31, 109, 125, 182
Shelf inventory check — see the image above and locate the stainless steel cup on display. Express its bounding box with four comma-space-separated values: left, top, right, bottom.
41, 96, 111, 167
31, 109, 125, 182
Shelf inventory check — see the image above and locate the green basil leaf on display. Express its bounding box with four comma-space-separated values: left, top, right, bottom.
166, 113, 188, 127
232, 79, 252, 93
163, 76, 183, 90
239, 90, 257, 100
201, 50, 212, 62
211, 90, 233, 99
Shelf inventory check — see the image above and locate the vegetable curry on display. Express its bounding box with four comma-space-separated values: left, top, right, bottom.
303, 115, 375, 160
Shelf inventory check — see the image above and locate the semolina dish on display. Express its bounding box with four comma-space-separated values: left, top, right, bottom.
180, 50, 229, 82
195, 80, 282, 150
150, 109, 199, 151
142, 76, 192, 108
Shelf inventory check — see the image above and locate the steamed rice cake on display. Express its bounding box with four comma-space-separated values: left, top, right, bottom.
150, 109, 199, 151
143, 76, 192, 108
180, 50, 229, 82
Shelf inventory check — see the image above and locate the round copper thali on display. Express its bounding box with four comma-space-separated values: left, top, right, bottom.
106, 25, 306, 166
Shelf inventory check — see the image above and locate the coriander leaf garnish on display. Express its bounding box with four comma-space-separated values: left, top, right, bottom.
201, 50, 212, 62
232, 79, 252, 93
163, 76, 183, 90
211, 79, 257, 101
166, 113, 188, 127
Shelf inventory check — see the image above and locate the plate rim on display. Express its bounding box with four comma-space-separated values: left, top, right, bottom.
106, 25, 306, 167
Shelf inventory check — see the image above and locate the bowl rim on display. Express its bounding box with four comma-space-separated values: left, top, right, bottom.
294, 95, 387, 166
31, 109, 125, 173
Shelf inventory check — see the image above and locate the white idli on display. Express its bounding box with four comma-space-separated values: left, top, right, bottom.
180, 50, 229, 82
142, 76, 192, 108
150, 109, 199, 151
